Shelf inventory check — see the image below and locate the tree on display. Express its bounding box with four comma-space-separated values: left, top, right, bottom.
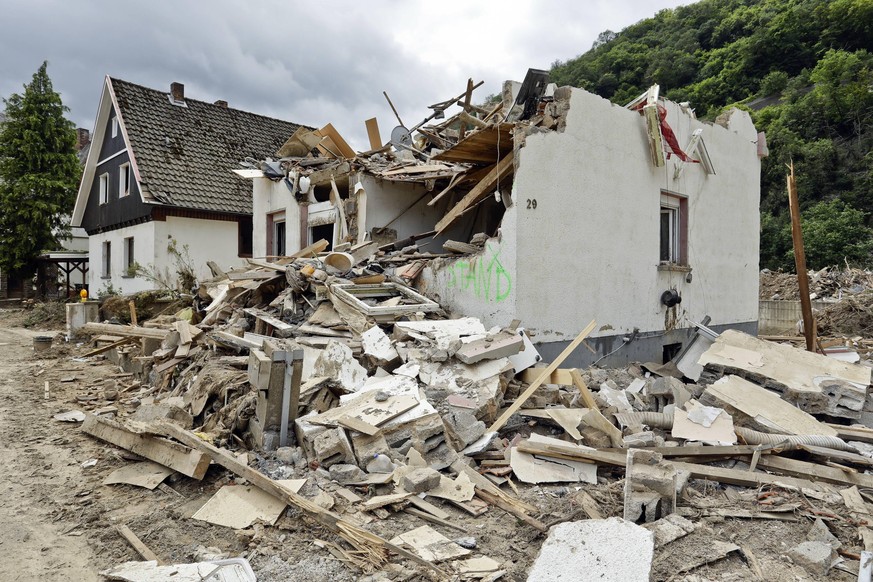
0, 62, 80, 274
798, 199, 873, 269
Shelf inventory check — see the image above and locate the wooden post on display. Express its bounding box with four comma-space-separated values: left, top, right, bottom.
787, 163, 816, 352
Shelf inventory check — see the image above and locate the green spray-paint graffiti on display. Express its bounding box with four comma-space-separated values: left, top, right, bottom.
446, 247, 512, 302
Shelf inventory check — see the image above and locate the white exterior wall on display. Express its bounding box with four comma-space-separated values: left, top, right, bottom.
89, 216, 247, 295
252, 177, 301, 258
424, 87, 760, 343
88, 221, 157, 295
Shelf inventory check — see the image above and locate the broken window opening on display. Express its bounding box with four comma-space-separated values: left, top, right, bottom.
662, 342, 682, 363
119, 162, 130, 197
659, 192, 687, 266
274, 220, 286, 257
310, 223, 334, 251
237, 216, 253, 258
101, 241, 111, 278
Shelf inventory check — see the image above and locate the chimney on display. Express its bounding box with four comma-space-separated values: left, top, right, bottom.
170, 82, 184, 102
75, 128, 91, 151
214, 100, 228, 108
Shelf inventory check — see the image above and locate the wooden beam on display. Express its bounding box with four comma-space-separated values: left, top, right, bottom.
488, 320, 596, 432
116, 524, 159, 563
81, 337, 136, 358
365, 117, 382, 150
128, 301, 138, 326
756, 455, 873, 488
82, 415, 209, 480
82, 322, 169, 340
156, 422, 444, 575
569, 368, 598, 410
787, 162, 816, 352
435, 150, 514, 234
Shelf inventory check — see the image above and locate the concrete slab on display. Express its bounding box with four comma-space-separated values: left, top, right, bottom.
527, 518, 653, 581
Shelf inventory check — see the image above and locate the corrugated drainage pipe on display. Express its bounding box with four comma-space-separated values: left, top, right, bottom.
614, 411, 856, 452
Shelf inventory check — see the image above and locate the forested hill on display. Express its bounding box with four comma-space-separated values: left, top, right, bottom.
551, 0, 873, 271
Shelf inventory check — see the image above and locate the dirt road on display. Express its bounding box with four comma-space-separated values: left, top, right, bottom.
0, 325, 99, 581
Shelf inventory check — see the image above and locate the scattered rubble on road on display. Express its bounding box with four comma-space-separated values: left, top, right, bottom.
41, 240, 873, 581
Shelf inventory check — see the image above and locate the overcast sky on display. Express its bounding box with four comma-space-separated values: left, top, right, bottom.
0, 0, 688, 150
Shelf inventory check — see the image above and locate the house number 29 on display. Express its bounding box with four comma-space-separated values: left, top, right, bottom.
526, 199, 537, 209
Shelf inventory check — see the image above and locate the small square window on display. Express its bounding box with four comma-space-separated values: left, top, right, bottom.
99, 173, 109, 204
111, 116, 118, 138
101, 241, 111, 278
119, 163, 130, 197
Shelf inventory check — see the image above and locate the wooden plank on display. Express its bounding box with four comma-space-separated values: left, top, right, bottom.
787, 163, 816, 352
244, 308, 295, 337
337, 415, 380, 436
435, 150, 515, 234
365, 117, 382, 150
569, 368, 599, 410
827, 423, 873, 444
82, 337, 136, 358
404, 508, 466, 532
408, 496, 450, 520
318, 123, 356, 159
755, 455, 873, 488
285, 239, 330, 261
157, 422, 444, 574
521, 441, 829, 491
116, 524, 158, 562
174, 320, 192, 345
128, 301, 138, 326
82, 322, 169, 340
488, 320, 596, 432
798, 444, 873, 467
82, 415, 209, 480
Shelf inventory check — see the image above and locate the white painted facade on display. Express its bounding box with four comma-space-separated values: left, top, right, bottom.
422, 87, 761, 349
88, 216, 246, 295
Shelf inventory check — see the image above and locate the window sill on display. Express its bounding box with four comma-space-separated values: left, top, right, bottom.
100, 275, 111, 280
657, 263, 692, 273
121, 275, 134, 279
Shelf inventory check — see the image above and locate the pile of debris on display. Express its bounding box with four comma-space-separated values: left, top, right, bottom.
61, 241, 873, 579
761, 266, 873, 302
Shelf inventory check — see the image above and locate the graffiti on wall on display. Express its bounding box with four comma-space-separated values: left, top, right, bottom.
446, 246, 512, 302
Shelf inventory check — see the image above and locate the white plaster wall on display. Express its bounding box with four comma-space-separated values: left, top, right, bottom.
422, 87, 760, 343
88, 221, 156, 295
252, 177, 301, 257
154, 216, 247, 284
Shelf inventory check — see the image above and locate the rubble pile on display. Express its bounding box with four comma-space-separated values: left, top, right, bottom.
761, 266, 873, 302
64, 249, 873, 579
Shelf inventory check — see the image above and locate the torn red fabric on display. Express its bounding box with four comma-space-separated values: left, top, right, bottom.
631, 101, 697, 163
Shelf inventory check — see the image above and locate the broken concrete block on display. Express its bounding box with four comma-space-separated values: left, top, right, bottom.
622, 431, 663, 448
807, 518, 841, 550
400, 467, 441, 493
329, 463, 366, 484
442, 409, 486, 451
247, 348, 271, 390
788, 541, 837, 577
361, 325, 399, 366
313, 340, 367, 393
295, 412, 327, 460
130, 403, 193, 429
624, 449, 677, 523
528, 518, 653, 582
312, 427, 354, 468
643, 514, 696, 548
455, 331, 523, 364
393, 317, 485, 341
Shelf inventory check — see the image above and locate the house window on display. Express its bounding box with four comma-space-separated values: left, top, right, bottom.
659, 192, 688, 265
99, 173, 109, 204
123, 237, 135, 276
238, 216, 253, 258
274, 220, 286, 257
101, 241, 111, 278
111, 116, 118, 138
119, 163, 130, 197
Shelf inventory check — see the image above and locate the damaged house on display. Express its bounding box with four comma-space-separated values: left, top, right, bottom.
246, 72, 764, 367
71, 77, 304, 294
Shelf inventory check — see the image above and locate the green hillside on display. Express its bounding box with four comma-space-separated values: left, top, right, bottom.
551, 0, 873, 270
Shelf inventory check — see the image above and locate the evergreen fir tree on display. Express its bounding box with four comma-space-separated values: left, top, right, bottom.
0, 61, 81, 273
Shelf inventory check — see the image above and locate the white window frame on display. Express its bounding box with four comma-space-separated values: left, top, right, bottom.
119, 162, 130, 197
123, 236, 135, 276
99, 173, 109, 204
111, 116, 118, 138
101, 241, 111, 278
660, 204, 680, 264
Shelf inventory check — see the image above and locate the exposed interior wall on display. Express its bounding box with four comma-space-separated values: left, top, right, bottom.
252, 177, 301, 258
422, 87, 760, 351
